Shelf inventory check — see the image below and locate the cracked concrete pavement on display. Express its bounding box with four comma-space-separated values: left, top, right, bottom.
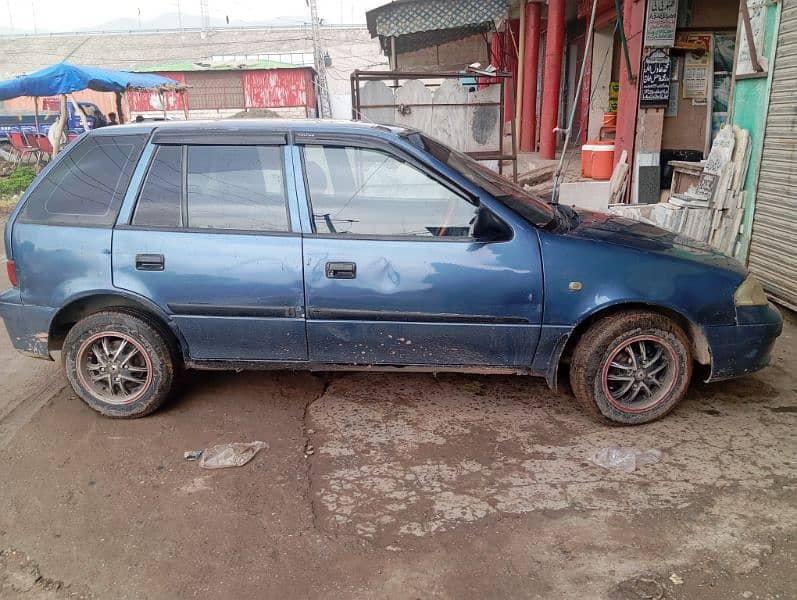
0, 252, 795, 598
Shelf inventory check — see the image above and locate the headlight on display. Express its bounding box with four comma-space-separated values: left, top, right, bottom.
734, 276, 769, 306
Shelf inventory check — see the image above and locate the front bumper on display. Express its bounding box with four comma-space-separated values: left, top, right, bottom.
0, 288, 56, 359
704, 304, 783, 381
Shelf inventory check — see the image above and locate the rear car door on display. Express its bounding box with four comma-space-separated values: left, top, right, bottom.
112, 132, 307, 361
295, 137, 543, 367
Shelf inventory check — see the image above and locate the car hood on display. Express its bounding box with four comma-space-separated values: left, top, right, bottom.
565, 210, 747, 277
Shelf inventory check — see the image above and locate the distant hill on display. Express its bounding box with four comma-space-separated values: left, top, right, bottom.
0, 12, 312, 35
90, 13, 310, 31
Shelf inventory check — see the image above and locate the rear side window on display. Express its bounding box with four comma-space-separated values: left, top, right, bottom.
132, 145, 183, 228
186, 145, 288, 231
130, 144, 289, 232
18, 135, 146, 226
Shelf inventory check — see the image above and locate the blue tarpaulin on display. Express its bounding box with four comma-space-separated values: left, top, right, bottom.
0, 62, 183, 101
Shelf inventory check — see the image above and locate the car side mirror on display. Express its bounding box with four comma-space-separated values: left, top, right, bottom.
472, 204, 508, 242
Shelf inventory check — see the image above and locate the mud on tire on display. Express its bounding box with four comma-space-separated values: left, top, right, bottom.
63, 311, 176, 418
570, 311, 692, 425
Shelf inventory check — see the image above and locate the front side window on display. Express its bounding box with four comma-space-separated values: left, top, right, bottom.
186, 145, 288, 231
407, 133, 555, 228
19, 134, 146, 226
303, 145, 477, 237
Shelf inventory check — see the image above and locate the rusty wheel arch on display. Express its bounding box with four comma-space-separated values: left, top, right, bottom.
548, 302, 712, 391
48, 292, 187, 361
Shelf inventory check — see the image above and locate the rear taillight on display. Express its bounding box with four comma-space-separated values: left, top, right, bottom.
6, 260, 18, 287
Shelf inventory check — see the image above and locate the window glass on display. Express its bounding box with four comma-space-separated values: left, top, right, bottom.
19, 135, 146, 226
408, 133, 555, 227
303, 145, 476, 237
186, 145, 288, 231
132, 145, 183, 227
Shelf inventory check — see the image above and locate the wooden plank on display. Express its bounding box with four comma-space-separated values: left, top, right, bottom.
726, 208, 746, 256
731, 126, 751, 192
517, 164, 556, 186
609, 150, 629, 195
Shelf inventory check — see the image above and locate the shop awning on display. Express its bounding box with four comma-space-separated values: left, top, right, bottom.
365, 0, 509, 54
0, 62, 185, 101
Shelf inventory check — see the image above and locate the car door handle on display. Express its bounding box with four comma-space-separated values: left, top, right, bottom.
135, 253, 165, 271
325, 261, 356, 279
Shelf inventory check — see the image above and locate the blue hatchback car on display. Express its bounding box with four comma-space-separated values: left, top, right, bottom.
0, 120, 783, 424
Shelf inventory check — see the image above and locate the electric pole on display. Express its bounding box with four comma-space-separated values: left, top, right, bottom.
308, 0, 331, 118
200, 0, 210, 32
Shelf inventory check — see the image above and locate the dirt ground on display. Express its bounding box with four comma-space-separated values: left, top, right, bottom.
0, 232, 795, 599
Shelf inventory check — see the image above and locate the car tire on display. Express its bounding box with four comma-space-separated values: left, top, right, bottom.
63, 311, 176, 418
570, 311, 692, 425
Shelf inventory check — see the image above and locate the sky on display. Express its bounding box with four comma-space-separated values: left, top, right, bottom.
2, 0, 387, 33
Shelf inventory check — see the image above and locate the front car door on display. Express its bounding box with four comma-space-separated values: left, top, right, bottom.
294, 135, 544, 368
113, 132, 307, 361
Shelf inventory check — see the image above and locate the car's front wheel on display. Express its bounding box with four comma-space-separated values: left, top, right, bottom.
570, 311, 692, 425
63, 311, 176, 418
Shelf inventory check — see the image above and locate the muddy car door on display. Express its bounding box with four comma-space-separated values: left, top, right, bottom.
112, 133, 308, 361
294, 137, 543, 367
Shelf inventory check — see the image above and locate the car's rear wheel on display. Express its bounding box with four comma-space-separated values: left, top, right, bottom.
570, 311, 692, 425
63, 311, 176, 418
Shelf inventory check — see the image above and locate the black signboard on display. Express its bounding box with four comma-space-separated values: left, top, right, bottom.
640, 49, 672, 107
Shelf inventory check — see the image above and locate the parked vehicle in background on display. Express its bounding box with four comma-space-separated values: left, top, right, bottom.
128, 116, 182, 123
0, 101, 107, 141
0, 120, 783, 425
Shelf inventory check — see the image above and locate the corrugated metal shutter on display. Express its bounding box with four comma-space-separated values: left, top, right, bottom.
184, 71, 244, 110
748, 0, 797, 311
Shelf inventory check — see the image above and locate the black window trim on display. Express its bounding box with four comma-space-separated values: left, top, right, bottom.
151, 131, 288, 145
127, 142, 293, 233
115, 223, 301, 238
180, 145, 188, 227
298, 137, 481, 242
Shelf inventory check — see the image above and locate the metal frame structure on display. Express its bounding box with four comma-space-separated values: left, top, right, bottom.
350, 69, 518, 181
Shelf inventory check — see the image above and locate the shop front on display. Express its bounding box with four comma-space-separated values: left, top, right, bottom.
745, 0, 797, 311
656, 1, 739, 200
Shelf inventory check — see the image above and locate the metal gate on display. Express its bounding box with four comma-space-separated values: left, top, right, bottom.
748, 0, 797, 310
184, 71, 244, 110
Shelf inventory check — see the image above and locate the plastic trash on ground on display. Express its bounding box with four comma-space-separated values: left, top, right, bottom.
588, 446, 661, 473
198, 441, 269, 469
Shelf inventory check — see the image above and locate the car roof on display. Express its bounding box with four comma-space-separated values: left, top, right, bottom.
92, 118, 410, 139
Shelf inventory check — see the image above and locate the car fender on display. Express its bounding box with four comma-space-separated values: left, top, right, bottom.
48, 288, 189, 356
540, 298, 713, 391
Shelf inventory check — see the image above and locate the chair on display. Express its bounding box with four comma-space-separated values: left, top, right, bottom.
8, 130, 40, 166
32, 134, 53, 163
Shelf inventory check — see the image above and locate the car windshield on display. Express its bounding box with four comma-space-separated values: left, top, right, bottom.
406, 132, 556, 228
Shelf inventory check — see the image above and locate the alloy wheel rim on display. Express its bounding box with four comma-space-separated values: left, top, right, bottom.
76, 332, 152, 405
600, 335, 679, 413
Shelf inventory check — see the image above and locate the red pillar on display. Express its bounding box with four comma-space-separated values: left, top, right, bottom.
520, 1, 541, 152
490, 31, 503, 71
539, 0, 565, 160
614, 0, 646, 168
